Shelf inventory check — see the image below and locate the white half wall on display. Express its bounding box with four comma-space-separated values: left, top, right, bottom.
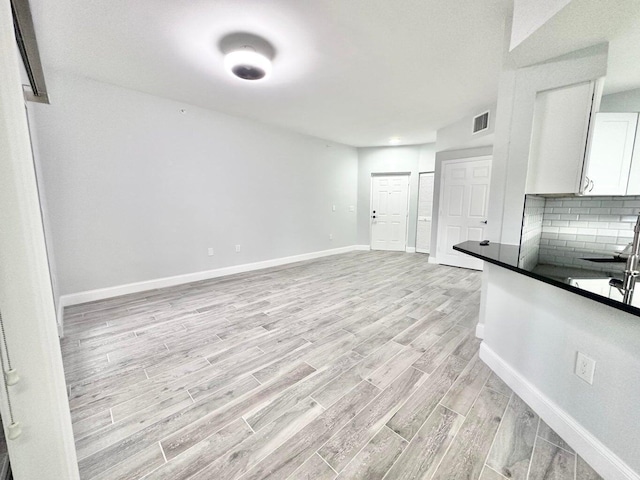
476, 31, 638, 480
27, 72, 359, 296
356, 144, 435, 248
482, 264, 640, 479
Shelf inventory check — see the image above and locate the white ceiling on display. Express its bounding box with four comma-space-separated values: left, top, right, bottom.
29, 0, 511, 147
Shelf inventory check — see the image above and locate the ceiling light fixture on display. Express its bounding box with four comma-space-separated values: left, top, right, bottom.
389, 137, 401, 145
224, 46, 272, 81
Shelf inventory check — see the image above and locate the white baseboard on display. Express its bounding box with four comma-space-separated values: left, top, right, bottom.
415, 248, 430, 254
480, 343, 639, 480
60, 245, 360, 310
354, 245, 371, 251
428, 256, 439, 264
405, 247, 416, 253
475, 323, 485, 339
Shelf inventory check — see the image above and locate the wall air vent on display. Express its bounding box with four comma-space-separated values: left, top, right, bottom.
472, 111, 490, 134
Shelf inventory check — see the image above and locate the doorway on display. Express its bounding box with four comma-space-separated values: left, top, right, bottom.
436, 156, 492, 269
370, 174, 410, 251
416, 172, 435, 254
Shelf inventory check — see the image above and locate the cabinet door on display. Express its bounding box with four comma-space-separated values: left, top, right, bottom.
584, 112, 638, 195
526, 81, 596, 195
625, 121, 640, 195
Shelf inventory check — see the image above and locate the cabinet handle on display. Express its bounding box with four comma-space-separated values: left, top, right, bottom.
584, 176, 590, 192
589, 179, 594, 192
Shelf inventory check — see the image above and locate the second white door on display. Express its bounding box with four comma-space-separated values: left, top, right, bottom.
416, 172, 435, 254
371, 175, 409, 251
437, 157, 492, 270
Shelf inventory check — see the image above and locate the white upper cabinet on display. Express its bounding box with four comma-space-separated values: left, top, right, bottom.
627, 121, 640, 195
526, 81, 597, 195
583, 112, 638, 195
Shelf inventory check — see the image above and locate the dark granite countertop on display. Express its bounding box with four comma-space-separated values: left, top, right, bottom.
453, 241, 640, 317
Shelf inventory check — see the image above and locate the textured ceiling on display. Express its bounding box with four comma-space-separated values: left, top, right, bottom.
29, 0, 511, 147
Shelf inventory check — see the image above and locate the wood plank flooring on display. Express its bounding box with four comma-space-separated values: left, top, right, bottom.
61, 251, 603, 480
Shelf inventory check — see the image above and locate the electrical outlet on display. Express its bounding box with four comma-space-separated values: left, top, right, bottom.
349, 205, 355, 212
332, 205, 336, 212
235, 245, 241, 253
575, 352, 596, 384
207, 247, 214, 256
329, 233, 333, 240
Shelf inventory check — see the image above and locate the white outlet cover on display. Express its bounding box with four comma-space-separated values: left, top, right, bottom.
349, 205, 355, 212
332, 205, 336, 212
235, 245, 241, 252
207, 248, 214, 256
575, 352, 596, 385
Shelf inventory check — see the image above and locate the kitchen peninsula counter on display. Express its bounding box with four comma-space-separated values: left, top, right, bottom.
453, 241, 639, 317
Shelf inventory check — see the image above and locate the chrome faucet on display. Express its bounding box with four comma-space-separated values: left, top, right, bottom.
610, 213, 640, 304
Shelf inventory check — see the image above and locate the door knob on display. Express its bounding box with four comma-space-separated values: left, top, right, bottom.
481, 220, 488, 224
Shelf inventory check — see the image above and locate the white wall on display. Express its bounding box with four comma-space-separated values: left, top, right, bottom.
28, 72, 359, 296
356, 144, 435, 248
28, 111, 63, 326
435, 103, 497, 153
418, 143, 437, 172
426, 103, 497, 261
600, 87, 640, 112
482, 264, 640, 479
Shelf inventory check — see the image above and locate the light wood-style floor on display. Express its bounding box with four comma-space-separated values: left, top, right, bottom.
61, 251, 603, 480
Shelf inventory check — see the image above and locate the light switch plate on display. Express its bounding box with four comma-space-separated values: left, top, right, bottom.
575, 352, 596, 384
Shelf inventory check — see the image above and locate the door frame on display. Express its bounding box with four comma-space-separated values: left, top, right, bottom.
415, 171, 435, 254
435, 155, 492, 268
369, 172, 411, 252
0, 2, 80, 477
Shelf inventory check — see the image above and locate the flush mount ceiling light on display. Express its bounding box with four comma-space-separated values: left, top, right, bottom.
224, 46, 272, 81
389, 137, 402, 145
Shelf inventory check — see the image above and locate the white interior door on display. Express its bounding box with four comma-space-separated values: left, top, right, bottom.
437, 157, 492, 270
416, 172, 435, 254
370, 175, 409, 252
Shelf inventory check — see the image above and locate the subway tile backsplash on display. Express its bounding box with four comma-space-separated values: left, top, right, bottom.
542, 196, 639, 246
526, 195, 640, 273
